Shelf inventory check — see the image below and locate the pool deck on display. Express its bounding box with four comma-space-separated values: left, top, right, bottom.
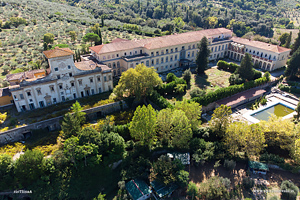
243, 96, 297, 123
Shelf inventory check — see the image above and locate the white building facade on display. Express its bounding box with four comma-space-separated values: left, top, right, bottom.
8, 47, 113, 112
89, 28, 290, 75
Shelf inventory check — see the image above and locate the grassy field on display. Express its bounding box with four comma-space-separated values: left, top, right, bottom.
183, 67, 231, 100
273, 28, 300, 44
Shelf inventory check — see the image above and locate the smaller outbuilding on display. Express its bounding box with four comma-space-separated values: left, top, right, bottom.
167, 152, 190, 165
125, 179, 152, 200
248, 160, 269, 175
150, 180, 178, 199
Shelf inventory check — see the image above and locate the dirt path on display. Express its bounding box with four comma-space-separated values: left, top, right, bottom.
189, 161, 247, 187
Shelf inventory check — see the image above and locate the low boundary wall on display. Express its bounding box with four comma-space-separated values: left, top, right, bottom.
0, 100, 128, 145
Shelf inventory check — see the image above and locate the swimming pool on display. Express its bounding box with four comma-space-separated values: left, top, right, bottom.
250, 103, 294, 121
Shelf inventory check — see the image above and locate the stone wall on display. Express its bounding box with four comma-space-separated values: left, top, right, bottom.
0, 100, 128, 145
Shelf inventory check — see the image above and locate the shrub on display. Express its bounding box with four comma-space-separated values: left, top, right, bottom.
264, 71, 271, 81
193, 76, 268, 106
147, 90, 173, 109
166, 73, 177, 83
242, 177, 254, 190
182, 69, 192, 85
176, 170, 189, 188
223, 159, 236, 171
187, 182, 198, 199
253, 69, 262, 79
190, 87, 205, 98
217, 60, 239, 73
260, 153, 285, 165
281, 180, 299, 200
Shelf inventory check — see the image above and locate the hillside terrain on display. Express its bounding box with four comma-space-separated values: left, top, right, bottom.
1, 0, 300, 87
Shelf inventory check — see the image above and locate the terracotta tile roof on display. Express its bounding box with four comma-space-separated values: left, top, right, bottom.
6, 72, 25, 81
216, 88, 266, 107
75, 60, 111, 71
0, 87, 11, 97
111, 38, 129, 43
43, 47, 74, 59
6, 69, 46, 81
232, 37, 291, 53
24, 69, 45, 79
90, 28, 232, 54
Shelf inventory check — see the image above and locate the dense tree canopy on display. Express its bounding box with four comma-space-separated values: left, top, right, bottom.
285, 47, 300, 78
129, 104, 157, 146
112, 64, 162, 100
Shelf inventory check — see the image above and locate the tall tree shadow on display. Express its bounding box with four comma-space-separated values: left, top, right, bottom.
194, 73, 211, 90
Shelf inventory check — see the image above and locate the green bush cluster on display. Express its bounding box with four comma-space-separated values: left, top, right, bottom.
147, 90, 174, 109
217, 60, 239, 73
192, 77, 268, 106
278, 84, 300, 94
156, 73, 187, 95
218, 60, 262, 85
259, 153, 285, 165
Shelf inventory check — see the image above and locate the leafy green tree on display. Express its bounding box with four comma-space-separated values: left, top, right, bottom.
190, 87, 205, 98
209, 105, 232, 139
285, 47, 300, 78
187, 182, 198, 200
237, 53, 254, 81
63, 136, 80, 168
69, 31, 77, 42
43, 33, 54, 45
100, 131, 125, 163
171, 110, 193, 149
291, 31, 300, 55
61, 113, 81, 139
176, 170, 189, 188
296, 101, 300, 121
198, 176, 231, 200
152, 155, 184, 185
112, 64, 162, 100
263, 71, 271, 82
281, 180, 299, 200
71, 101, 86, 125
196, 36, 210, 74
225, 122, 265, 156
182, 69, 192, 85
93, 193, 106, 200
14, 150, 44, 187
129, 104, 157, 146
156, 108, 173, 144
83, 33, 100, 46
0, 154, 13, 190
174, 99, 202, 130
78, 127, 101, 145
284, 31, 292, 48
279, 32, 289, 46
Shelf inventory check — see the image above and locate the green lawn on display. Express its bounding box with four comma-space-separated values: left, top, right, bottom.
183, 67, 232, 100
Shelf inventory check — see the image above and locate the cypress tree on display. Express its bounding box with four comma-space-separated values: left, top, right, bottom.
291, 31, 300, 55
285, 46, 300, 78
237, 53, 254, 81
196, 36, 210, 74
284, 31, 292, 48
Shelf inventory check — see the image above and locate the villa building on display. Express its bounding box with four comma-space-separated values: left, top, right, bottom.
2, 28, 291, 112
7, 47, 113, 112
89, 28, 290, 76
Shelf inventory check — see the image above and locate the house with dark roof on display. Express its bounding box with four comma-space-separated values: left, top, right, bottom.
125, 179, 152, 200
248, 160, 269, 175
